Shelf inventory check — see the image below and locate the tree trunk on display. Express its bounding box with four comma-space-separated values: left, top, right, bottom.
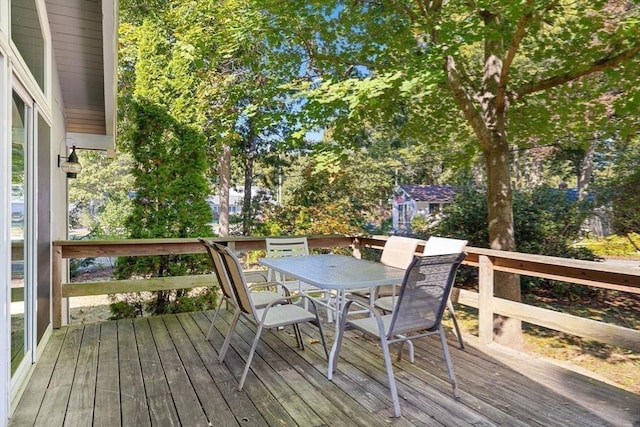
218, 144, 231, 237
446, 53, 523, 348
483, 137, 523, 348
483, 138, 516, 252
243, 148, 254, 236
578, 136, 597, 201
242, 123, 257, 236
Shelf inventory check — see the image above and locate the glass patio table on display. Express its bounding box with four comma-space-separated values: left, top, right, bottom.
258, 254, 406, 377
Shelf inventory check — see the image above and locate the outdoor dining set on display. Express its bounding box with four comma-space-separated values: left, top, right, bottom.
198, 235, 468, 418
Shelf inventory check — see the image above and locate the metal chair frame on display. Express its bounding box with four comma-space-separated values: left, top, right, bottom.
331, 253, 466, 417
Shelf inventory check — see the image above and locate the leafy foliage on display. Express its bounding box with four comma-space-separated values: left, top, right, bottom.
257, 202, 364, 236
68, 150, 134, 235
429, 185, 600, 297
264, 0, 639, 319
599, 137, 640, 249
581, 234, 640, 258
108, 288, 217, 319
114, 14, 216, 315
434, 185, 597, 258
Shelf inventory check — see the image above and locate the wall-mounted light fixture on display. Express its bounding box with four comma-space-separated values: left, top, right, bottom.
58, 146, 82, 178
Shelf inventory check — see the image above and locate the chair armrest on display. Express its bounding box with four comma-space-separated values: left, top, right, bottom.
340, 299, 387, 337
248, 281, 293, 296
343, 297, 376, 314
245, 270, 268, 283
258, 293, 321, 323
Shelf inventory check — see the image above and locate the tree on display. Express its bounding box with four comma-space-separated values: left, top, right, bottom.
265, 0, 640, 345
115, 16, 214, 314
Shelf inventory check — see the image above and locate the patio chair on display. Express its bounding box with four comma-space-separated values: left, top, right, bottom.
265, 237, 333, 318
350, 236, 420, 306
198, 238, 289, 342
330, 252, 466, 418
265, 237, 309, 277
374, 236, 468, 349
217, 245, 329, 391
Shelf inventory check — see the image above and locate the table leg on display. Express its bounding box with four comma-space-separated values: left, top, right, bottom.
327, 289, 345, 379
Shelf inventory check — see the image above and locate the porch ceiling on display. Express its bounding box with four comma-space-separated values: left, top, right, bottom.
45, 0, 117, 140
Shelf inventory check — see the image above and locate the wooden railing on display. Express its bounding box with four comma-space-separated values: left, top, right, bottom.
52, 235, 353, 328
52, 235, 640, 353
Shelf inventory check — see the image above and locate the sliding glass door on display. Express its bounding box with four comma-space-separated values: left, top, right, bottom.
10, 87, 33, 385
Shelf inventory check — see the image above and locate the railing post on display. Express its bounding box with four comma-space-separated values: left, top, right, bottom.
52, 244, 62, 329
478, 254, 494, 345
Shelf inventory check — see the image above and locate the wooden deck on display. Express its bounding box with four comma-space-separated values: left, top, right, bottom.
10, 310, 640, 426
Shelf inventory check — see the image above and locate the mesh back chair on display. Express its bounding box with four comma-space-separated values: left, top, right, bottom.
217, 245, 329, 390
330, 253, 466, 418
374, 236, 468, 349
198, 238, 288, 342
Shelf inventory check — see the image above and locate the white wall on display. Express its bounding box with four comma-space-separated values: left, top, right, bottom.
49, 56, 70, 326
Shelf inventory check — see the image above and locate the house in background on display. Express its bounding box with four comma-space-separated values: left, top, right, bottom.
0, 1, 117, 423
391, 185, 457, 234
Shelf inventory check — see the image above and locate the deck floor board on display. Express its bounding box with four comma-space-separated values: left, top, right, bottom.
93, 321, 121, 427
10, 310, 640, 427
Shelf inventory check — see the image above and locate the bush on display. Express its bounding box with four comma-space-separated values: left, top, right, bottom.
108, 287, 218, 319
109, 298, 144, 320
432, 185, 600, 297
423, 186, 489, 246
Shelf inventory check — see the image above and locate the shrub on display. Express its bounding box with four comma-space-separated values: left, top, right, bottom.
432, 185, 600, 297
108, 287, 218, 319
109, 298, 144, 320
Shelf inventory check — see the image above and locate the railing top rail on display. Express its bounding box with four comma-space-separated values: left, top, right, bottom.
468, 246, 640, 276
52, 235, 355, 258
52, 234, 349, 246
358, 236, 639, 292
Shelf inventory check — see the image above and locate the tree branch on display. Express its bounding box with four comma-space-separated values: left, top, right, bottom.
496, 1, 534, 109
445, 56, 492, 147
311, 52, 378, 71
626, 233, 640, 253
389, 0, 420, 23
514, 46, 640, 98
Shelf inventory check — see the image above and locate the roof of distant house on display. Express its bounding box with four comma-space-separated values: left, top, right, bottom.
398, 185, 457, 203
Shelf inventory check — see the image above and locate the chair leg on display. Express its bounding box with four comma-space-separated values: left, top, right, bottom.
293, 324, 304, 350
206, 297, 225, 340
299, 283, 310, 310
447, 299, 465, 350
239, 324, 265, 390
395, 337, 414, 363
218, 309, 241, 363
380, 338, 402, 417
438, 325, 460, 399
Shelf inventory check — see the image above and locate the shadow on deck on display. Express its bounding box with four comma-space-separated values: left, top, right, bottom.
10, 310, 640, 426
